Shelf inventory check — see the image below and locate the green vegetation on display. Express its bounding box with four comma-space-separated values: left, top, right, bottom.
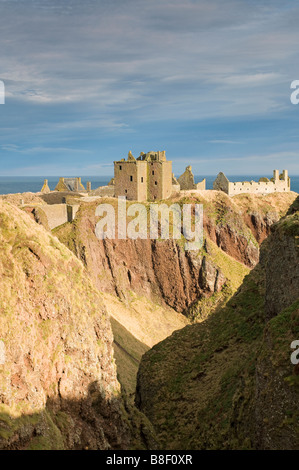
137, 200, 299, 449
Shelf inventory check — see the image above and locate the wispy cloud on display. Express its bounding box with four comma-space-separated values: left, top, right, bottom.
0, 0, 298, 175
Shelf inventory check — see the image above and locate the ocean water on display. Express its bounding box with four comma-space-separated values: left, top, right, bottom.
0, 175, 298, 195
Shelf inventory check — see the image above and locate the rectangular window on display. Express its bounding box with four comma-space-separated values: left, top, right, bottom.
119, 165, 122, 170
141, 177, 143, 183
152, 170, 154, 175
155, 181, 157, 185
130, 175, 133, 181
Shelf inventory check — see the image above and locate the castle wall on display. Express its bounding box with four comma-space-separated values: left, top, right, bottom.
213, 172, 230, 193
148, 161, 172, 200
114, 161, 138, 200
214, 170, 290, 196
162, 161, 173, 199
114, 160, 148, 201
196, 178, 206, 190
172, 184, 180, 195
55, 178, 68, 192
136, 161, 148, 201
227, 177, 290, 196
92, 186, 115, 197
114, 152, 172, 201
148, 162, 162, 200
40, 191, 84, 205
67, 204, 80, 222
38, 204, 67, 230
40, 179, 50, 194
177, 167, 195, 190
38, 204, 79, 229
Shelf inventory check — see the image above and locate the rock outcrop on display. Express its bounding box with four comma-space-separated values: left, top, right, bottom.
0, 201, 155, 450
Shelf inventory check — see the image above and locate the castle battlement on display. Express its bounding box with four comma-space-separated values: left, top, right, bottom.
213, 170, 290, 196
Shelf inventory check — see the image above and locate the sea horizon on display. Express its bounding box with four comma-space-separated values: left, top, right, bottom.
0, 174, 298, 196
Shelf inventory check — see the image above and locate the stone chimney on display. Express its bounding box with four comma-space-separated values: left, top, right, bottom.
273, 170, 279, 181
41, 178, 51, 194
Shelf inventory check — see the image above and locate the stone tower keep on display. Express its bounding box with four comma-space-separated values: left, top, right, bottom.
114, 151, 172, 201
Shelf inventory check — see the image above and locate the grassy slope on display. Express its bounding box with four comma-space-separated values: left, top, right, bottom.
101, 291, 189, 395
137, 263, 265, 449
188, 238, 250, 322
137, 210, 299, 449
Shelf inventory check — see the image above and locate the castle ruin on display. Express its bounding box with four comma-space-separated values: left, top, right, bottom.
39, 155, 291, 210
177, 166, 206, 191
40, 177, 92, 194
213, 170, 290, 196
54, 177, 86, 192
114, 151, 173, 202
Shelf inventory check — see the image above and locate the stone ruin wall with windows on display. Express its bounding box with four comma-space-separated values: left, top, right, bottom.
114, 151, 173, 202
213, 170, 290, 196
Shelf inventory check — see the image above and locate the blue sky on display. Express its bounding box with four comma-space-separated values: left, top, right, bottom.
0, 0, 299, 177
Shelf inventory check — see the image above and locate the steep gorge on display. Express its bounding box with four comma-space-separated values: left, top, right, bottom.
136, 197, 299, 449
52, 191, 297, 401
1, 191, 296, 450
54, 191, 296, 316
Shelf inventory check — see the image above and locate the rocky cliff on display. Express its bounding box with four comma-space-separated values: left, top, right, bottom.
135, 196, 299, 449
54, 191, 296, 318
2, 190, 296, 450
0, 201, 155, 450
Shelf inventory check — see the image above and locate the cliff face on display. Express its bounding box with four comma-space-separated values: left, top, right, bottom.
54, 192, 296, 318
264, 216, 299, 320
0, 190, 297, 450
54, 204, 245, 318
135, 196, 299, 450
254, 200, 299, 449
0, 202, 154, 450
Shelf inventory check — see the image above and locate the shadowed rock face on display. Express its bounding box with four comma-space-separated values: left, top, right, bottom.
0, 202, 155, 450
251, 204, 299, 449
135, 197, 299, 450
264, 220, 299, 320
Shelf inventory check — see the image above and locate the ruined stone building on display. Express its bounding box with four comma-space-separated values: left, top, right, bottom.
40, 177, 91, 194
54, 177, 90, 192
114, 151, 173, 201
177, 166, 206, 191
213, 170, 290, 196
40, 179, 51, 194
